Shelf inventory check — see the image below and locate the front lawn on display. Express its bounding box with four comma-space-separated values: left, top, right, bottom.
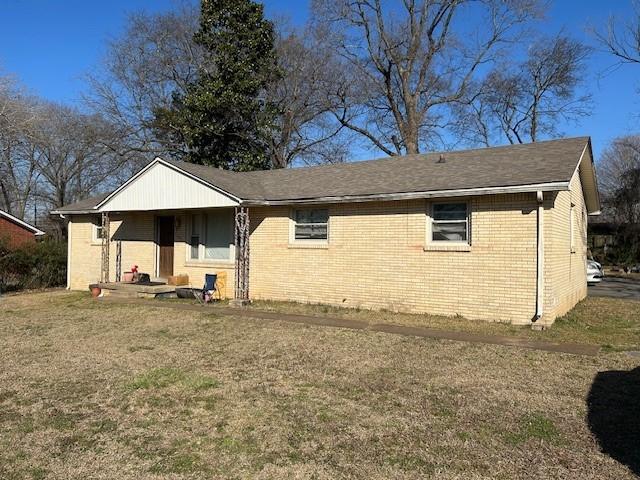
0, 292, 639, 479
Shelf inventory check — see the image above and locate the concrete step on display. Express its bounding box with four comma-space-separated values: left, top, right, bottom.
101, 289, 138, 299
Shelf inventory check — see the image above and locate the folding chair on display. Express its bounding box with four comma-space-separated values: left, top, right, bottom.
202, 273, 218, 303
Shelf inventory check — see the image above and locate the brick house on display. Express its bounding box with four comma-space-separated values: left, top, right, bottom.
0, 210, 45, 249
52, 137, 600, 327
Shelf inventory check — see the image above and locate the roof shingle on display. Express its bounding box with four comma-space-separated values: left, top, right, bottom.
53, 136, 591, 212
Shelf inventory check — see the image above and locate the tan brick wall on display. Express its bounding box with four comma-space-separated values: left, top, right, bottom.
67, 185, 588, 324
68, 213, 156, 290
249, 194, 541, 324
543, 171, 588, 324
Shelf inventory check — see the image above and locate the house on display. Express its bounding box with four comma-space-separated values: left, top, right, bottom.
52, 137, 600, 327
0, 209, 45, 249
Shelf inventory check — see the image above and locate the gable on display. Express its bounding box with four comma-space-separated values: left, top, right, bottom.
98, 160, 239, 213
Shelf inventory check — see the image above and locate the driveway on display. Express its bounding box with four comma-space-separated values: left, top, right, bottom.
589, 277, 640, 300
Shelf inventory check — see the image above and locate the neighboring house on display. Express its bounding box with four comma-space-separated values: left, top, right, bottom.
52, 137, 600, 327
0, 209, 45, 249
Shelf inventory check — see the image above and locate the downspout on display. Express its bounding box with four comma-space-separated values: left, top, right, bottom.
534, 191, 544, 324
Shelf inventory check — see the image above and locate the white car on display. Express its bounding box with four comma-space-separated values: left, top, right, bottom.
587, 260, 604, 284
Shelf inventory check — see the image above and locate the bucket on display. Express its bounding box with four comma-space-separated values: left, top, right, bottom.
89, 284, 101, 298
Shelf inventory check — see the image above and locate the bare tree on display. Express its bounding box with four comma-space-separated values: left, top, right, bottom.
31, 103, 129, 213
598, 135, 640, 263
599, 135, 640, 205
311, 0, 541, 156
455, 35, 592, 145
84, 1, 202, 163
0, 75, 39, 218
595, 1, 640, 66
269, 27, 353, 167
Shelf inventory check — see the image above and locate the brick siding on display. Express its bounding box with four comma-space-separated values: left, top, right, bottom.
0, 216, 37, 249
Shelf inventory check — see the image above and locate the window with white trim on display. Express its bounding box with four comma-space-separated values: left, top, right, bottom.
187, 210, 234, 262
293, 208, 329, 241
430, 202, 469, 243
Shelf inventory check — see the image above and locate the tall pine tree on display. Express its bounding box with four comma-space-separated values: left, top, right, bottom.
154, 0, 280, 170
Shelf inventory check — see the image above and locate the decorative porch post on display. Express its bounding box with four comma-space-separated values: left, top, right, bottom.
100, 212, 110, 283
233, 206, 250, 303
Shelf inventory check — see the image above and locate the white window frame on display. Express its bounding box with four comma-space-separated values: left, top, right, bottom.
289, 208, 330, 245
186, 211, 235, 264
426, 200, 471, 247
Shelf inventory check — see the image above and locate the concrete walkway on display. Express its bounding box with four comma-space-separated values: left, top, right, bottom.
100, 297, 600, 356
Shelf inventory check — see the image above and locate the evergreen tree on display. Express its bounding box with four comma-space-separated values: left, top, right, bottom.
154, 0, 280, 170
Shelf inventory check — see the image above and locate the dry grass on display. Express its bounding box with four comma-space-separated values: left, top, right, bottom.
248, 296, 640, 351
1, 291, 639, 479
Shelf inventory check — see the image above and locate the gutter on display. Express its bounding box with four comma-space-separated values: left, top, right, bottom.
534, 191, 544, 324
240, 181, 570, 207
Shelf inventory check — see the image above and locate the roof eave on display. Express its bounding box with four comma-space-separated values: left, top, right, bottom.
50, 209, 98, 215
241, 181, 570, 206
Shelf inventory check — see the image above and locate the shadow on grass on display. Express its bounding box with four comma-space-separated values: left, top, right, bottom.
587, 366, 640, 475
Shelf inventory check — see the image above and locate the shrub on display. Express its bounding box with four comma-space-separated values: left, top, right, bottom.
0, 238, 67, 292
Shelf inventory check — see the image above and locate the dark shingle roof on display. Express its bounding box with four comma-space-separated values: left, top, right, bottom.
53, 137, 591, 211
52, 193, 109, 214
241, 136, 589, 201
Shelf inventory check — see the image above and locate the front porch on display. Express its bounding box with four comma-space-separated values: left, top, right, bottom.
96, 206, 250, 301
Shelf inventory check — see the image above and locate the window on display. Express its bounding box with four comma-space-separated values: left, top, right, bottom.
189, 215, 201, 260
293, 208, 329, 241
188, 211, 234, 262
431, 202, 469, 243
205, 210, 233, 260
92, 217, 105, 243
570, 203, 576, 253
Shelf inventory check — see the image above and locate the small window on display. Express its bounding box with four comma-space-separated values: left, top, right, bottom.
190, 215, 201, 260
570, 204, 576, 252
431, 203, 468, 242
92, 217, 105, 242
294, 208, 329, 241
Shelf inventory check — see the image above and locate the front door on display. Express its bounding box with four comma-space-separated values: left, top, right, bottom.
157, 216, 174, 278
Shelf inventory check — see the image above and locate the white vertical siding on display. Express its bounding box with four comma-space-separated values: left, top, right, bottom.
99, 162, 238, 212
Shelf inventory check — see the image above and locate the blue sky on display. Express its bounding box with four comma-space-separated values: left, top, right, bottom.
0, 0, 638, 160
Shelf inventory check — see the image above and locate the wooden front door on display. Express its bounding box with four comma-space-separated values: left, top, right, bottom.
157, 216, 174, 278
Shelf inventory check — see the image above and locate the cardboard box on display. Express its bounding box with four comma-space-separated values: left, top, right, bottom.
167, 274, 189, 286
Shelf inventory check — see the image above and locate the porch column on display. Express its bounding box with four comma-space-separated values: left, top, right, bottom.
234, 206, 250, 302
100, 212, 110, 283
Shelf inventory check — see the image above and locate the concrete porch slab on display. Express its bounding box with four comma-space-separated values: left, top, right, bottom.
98, 282, 176, 298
